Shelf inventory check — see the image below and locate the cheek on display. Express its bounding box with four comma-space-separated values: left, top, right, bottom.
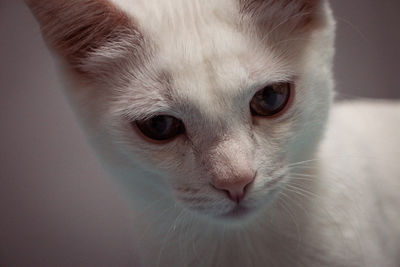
172, 182, 218, 209
283, 97, 329, 162
253, 120, 296, 159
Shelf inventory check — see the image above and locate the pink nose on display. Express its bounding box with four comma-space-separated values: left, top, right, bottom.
212, 174, 255, 203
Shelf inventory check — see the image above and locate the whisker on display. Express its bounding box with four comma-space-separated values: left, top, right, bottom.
284, 183, 320, 199
137, 204, 177, 246
278, 196, 302, 248
289, 172, 319, 178
287, 158, 320, 168
156, 209, 186, 267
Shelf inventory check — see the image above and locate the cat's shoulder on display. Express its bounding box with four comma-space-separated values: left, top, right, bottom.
322, 99, 400, 214
327, 100, 400, 144
321, 99, 400, 196
317, 100, 400, 266
330, 99, 400, 127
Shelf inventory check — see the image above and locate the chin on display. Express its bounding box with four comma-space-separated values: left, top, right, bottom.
215, 205, 257, 224
184, 202, 263, 226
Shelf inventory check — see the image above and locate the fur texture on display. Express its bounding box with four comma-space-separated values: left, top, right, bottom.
27, 0, 400, 266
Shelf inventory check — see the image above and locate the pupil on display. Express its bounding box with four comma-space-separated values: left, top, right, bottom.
150, 116, 168, 134
263, 87, 278, 108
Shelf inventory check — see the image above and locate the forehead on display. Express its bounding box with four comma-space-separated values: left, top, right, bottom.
116, 0, 248, 68
112, 0, 291, 115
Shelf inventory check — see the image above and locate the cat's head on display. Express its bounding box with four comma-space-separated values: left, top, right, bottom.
27, 0, 335, 223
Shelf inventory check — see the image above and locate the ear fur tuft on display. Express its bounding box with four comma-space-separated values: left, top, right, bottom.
239, 0, 324, 34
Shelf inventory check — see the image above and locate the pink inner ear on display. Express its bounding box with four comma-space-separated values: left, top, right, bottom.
26, 0, 138, 67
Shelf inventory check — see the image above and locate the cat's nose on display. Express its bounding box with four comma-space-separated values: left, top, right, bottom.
212, 173, 255, 203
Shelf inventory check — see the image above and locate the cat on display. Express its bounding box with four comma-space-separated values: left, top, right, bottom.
26, 0, 400, 266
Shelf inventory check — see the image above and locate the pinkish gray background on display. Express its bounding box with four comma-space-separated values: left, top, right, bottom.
1, 0, 399, 266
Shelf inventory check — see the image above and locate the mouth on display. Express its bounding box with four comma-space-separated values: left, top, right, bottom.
220, 205, 251, 219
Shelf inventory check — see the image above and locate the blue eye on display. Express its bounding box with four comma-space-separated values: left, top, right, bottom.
250, 82, 292, 117
135, 115, 184, 141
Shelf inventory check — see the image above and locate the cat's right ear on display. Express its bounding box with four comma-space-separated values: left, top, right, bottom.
25, 0, 144, 74
239, 0, 326, 35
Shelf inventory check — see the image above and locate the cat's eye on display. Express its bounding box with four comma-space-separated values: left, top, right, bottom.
135, 115, 185, 141
250, 82, 292, 117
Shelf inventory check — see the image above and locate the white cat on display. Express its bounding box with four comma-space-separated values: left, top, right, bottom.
26, 0, 400, 266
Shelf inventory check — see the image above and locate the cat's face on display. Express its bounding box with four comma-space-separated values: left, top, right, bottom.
27, 0, 335, 223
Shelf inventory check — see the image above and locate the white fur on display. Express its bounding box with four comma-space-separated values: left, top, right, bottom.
28, 0, 400, 266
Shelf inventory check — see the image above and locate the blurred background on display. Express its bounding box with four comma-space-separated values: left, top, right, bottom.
1, 0, 399, 265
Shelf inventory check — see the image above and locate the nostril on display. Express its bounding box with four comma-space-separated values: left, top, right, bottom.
220, 189, 232, 199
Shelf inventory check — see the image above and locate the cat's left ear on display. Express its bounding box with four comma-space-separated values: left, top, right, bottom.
25, 0, 144, 75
